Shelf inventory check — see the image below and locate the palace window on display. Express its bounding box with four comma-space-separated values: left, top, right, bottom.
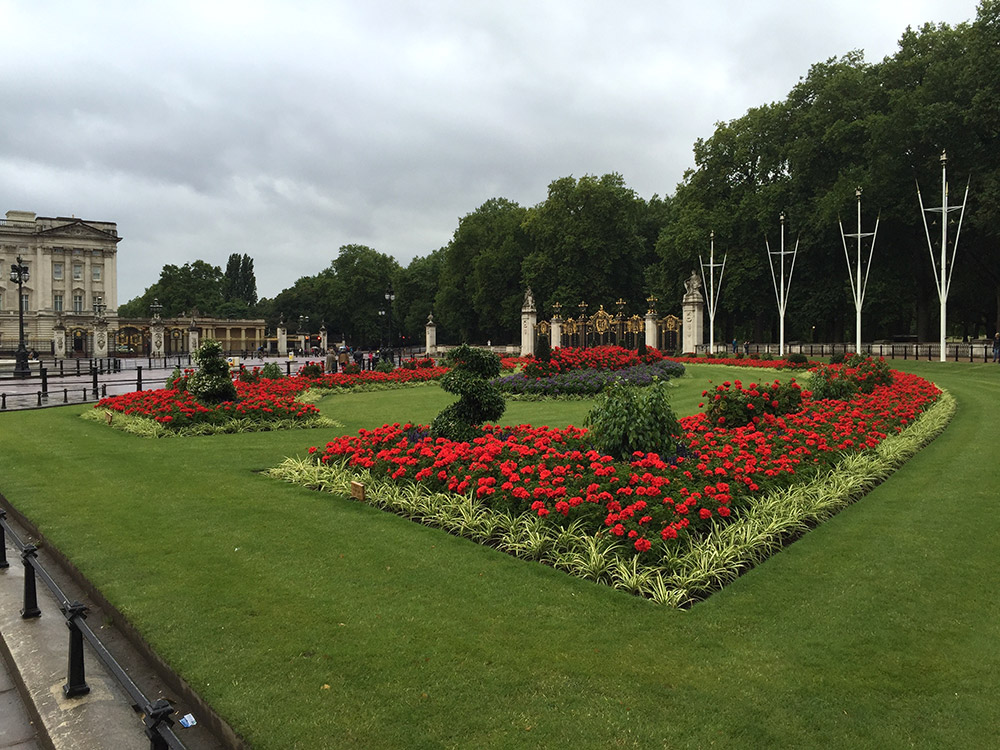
92, 265, 102, 282
73, 294, 83, 313
53, 262, 64, 280
54, 294, 63, 312
73, 264, 83, 281
21, 293, 29, 312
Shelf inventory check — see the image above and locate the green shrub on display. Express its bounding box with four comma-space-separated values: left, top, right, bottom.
535, 334, 551, 363
187, 340, 238, 404
375, 359, 395, 373
757, 352, 774, 361
260, 361, 283, 380
431, 344, 505, 442
809, 354, 893, 400
238, 366, 261, 384
299, 363, 323, 378
342, 363, 361, 375
829, 352, 845, 365
786, 352, 808, 365
584, 378, 680, 460
637, 337, 647, 356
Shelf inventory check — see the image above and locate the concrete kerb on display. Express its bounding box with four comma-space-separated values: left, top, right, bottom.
0, 501, 235, 750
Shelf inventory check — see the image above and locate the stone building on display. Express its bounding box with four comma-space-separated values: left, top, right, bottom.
1, 209, 265, 358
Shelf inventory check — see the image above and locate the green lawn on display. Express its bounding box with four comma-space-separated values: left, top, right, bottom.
0, 361, 996, 749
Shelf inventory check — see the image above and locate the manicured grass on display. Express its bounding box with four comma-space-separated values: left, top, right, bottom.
1, 361, 996, 749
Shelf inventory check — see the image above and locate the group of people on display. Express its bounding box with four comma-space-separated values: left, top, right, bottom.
731, 338, 751, 356
324, 346, 394, 373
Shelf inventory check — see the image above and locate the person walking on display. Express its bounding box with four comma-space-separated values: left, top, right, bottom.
993, 332, 1000, 363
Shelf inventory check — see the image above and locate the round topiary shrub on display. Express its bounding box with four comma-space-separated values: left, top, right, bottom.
431, 344, 505, 442
785, 352, 808, 365
187, 340, 238, 404
584, 378, 681, 460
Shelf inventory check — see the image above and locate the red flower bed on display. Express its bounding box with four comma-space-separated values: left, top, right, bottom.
99, 366, 450, 427
665, 355, 812, 370
309, 369, 939, 554
98, 381, 320, 426
524, 345, 663, 378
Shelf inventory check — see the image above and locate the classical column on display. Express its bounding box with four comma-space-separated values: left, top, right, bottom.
682, 270, 705, 353
550, 305, 562, 350
425, 311, 437, 354
520, 288, 537, 357
319, 325, 328, 352
187, 318, 200, 354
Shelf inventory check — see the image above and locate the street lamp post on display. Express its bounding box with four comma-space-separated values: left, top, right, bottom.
298, 315, 309, 355
384, 283, 396, 366
9, 256, 31, 378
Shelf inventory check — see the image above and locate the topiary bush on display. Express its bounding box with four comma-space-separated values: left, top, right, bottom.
186, 340, 238, 404
431, 344, 505, 442
584, 378, 681, 460
785, 352, 808, 365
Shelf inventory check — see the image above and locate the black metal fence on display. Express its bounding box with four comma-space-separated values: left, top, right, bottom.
0, 509, 187, 750
696, 341, 998, 363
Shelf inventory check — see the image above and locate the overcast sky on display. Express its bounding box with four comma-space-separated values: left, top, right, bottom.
0, 0, 981, 302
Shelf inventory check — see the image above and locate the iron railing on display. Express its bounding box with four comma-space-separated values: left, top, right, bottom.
0, 509, 187, 749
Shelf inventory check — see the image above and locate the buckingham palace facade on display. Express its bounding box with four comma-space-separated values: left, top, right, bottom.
2, 209, 264, 358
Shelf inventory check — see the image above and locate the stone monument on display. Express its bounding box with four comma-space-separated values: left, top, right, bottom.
520, 288, 537, 357
425, 311, 437, 354
682, 270, 705, 353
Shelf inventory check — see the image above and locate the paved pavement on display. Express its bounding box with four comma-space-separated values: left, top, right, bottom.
0, 650, 42, 750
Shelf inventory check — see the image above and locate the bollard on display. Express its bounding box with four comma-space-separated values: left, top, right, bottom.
102, 384, 107, 397
76, 359, 81, 376
21, 545, 41, 618
61, 602, 91, 697
83, 388, 88, 401
136, 366, 143, 392
37, 391, 42, 407
286, 361, 292, 376
0, 510, 9, 569
59, 359, 65, 377
91, 366, 99, 394
63, 388, 68, 403
1, 393, 5, 410
41, 366, 48, 395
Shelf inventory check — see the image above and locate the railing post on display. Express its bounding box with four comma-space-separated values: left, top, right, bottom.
1, 393, 6, 410
136, 366, 143, 391
0, 510, 9, 569
37, 391, 42, 407
63, 388, 68, 403
59, 359, 65, 377
41, 366, 48, 395
21, 544, 41, 618
92, 366, 99, 394
143, 698, 175, 750
61, 602, 91, 697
